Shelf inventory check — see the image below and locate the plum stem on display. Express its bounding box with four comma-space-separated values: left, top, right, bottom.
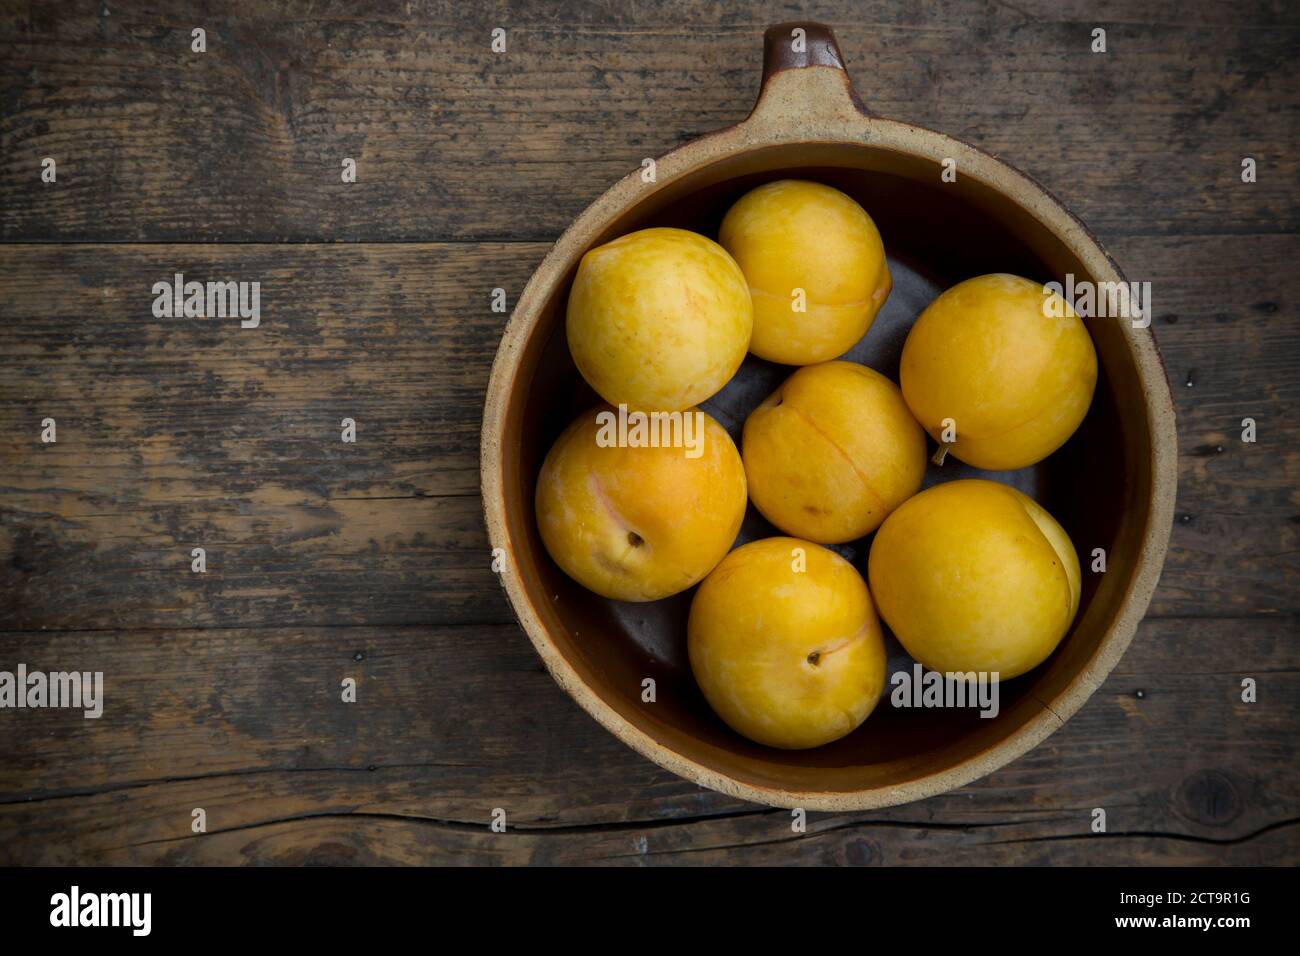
931, 442, 952, 466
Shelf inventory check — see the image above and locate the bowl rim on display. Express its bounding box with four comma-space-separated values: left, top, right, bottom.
481, 53, 1178, 811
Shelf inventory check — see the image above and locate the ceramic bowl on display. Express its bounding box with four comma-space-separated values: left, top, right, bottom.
481, 23, 1177, 809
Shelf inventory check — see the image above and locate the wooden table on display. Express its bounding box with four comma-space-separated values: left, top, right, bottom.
1, 1, 1296, 865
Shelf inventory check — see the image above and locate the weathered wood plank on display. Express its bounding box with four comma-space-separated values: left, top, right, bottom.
1106, 232, 1300, 618
0, 242, 538, 628
1, 235, 1296, 629
0, 617, 1294, 864
2, 0, 1296, 242
13, 814, 1292, 866
0, 0, 1295, 870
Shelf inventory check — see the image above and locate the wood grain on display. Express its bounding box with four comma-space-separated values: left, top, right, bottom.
1, 237, 1295, 630
1, 1, 1296, 242
0, 0, 1296, 864
0, 618, 1294, 864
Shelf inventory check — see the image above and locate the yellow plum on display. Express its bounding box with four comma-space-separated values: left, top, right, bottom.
900, 273, 1097, 470
719, 179, 891, 364
867, 479, 1081, 679
689, 537, 887, 749
566, 227, 752, 411
743, 361, 926, 543
535, 405, 746, 602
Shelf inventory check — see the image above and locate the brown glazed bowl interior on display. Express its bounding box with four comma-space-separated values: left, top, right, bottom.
482, 23, 1177, 809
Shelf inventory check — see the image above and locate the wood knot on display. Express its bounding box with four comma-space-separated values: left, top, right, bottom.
842, 838, 874, 866
1175, 769, 1242, 827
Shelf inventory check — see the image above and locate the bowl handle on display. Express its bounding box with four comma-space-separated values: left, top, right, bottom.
748, 23, 874, 131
